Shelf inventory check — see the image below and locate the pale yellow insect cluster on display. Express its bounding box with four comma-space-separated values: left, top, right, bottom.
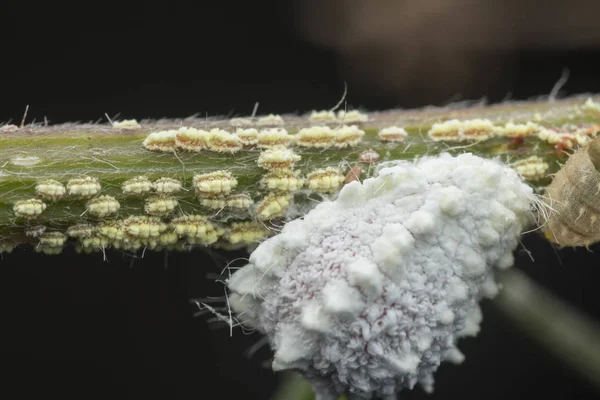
229, 117, 253, 127
337, 110, 368, 123
145, 124, 285, 153
96, 220, 126, 242
87, 195, 121, 218
226, 194, 254, 210
122, 176, 153, 195
459, 119, 497, 141
67, 224, 95, 239
296, 126, 336, 148
257, 146, 301, 170
378, 126, 408, 142
116, 216, 172, 251
427, 120, 464, 141
123, 216, 169, 239
36, 246, 62, 255
497, 122, 542, 138
257, 114, 285, 126
142, 130, 178, 152
206, 128, 243, 153
537, 129, 591, 150
175, 127, 245, 153
334, 125, 365, 148
175, 127, 208, 152
309, 110, 337, 123
35, 232, 67, 255
193, 170, 238, 197
150, 231, 179, 250
199, 197, 227, 210
510, 156, 549, 181
584, 97, 600, 114
77, 235, 111, 254
152, 177, 182, 194
0, 242, 15, 254
257, 128, 291, 148
67, 177, 101, 198
112, 119, 141, 130
35, 179, 66, 201
171, 215, 223, 245
223, 221, 270, 245
260, 170, 304, 192
36, 232, 68, 255
235, 128, 259, 146
427, 119, 547, 143
13, 198, 46, 218
25, 225, 46, 238
256, 192, 291, 220
306, 168, 345, 193
428, 119, 496, 142
38, 231, 67, 247
94, 217, 173, 252
144, 195, 178, 216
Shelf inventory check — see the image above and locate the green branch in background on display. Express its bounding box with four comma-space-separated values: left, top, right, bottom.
1, 95, 599, 255
493, 269, 600, 392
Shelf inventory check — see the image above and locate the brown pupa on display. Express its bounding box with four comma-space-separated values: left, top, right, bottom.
544, 137, 600, 247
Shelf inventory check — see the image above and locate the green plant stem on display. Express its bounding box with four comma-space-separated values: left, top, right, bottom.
1, 95, 599, 253
493, 269, 600, 391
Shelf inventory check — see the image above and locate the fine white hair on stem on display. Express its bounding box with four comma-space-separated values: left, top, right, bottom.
549, 68, 570, 102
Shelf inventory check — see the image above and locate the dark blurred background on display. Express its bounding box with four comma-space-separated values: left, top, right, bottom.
1, 1, 600, 399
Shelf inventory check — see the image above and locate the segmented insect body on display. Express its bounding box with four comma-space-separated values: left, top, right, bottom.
544, 138, 600, 247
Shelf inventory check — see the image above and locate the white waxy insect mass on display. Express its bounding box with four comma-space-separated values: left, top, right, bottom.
227, 152, 535, 399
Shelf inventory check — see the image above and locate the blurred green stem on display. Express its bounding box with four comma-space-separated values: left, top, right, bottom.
494, 269, 600, 391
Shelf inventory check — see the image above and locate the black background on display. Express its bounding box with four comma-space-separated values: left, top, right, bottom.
1, 2, 600, 399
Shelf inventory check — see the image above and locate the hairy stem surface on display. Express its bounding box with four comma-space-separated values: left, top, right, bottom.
1, 95, 599, 254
